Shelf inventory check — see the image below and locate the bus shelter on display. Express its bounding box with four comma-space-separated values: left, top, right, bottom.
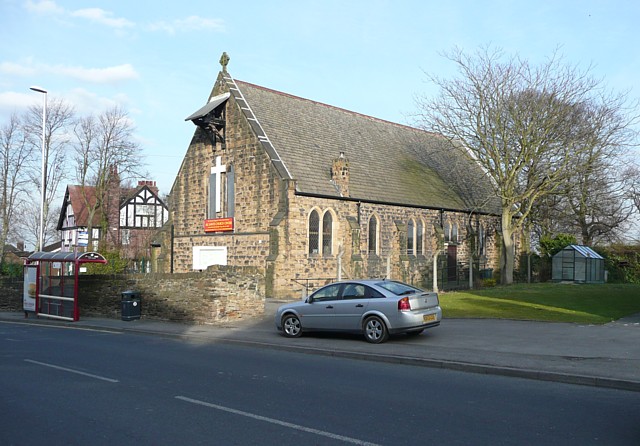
24, 251, 107, 322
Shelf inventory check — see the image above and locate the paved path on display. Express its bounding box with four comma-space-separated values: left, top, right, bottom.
2, 301, 639, 392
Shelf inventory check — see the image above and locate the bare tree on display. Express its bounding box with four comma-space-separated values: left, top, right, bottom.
22, 97, 75, 248
0, 113, 35, 254
415, 45, 639, 284
625, 165, 640, 228
72, 106, 145, 249
528, 94, 638, 245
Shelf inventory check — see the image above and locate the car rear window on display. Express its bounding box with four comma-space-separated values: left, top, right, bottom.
375, 281, 422, 296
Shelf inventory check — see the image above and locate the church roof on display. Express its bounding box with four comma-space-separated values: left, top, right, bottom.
228, 79, 500, 214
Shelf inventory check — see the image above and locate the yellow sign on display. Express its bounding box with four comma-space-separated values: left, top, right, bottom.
204, 218, 234, 233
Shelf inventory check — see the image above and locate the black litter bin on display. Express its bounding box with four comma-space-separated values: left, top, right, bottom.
121, 290, 141, 321
479, 268, 494, 280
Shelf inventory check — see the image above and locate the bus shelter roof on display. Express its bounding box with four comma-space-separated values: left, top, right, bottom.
27, 251, 107, 264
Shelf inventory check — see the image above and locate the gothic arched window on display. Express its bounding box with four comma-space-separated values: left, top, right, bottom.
322, 212, 333, 255
368, 215, 378, 255
308, 210, 320, 255
407, 219, 415, 255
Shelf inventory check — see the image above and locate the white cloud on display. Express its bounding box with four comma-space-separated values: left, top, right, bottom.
148, 15, 225, 35
51, 63, 139, 84
0, 61, 37, 76
0, 92, 37, 115
67, 87, 124, 115
25, 2, 134, 29
0, 60, 139, 84
25, 0, 64, 15
70, 8, 134, 29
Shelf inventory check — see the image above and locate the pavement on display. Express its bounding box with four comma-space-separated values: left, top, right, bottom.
2, 299, 640, 392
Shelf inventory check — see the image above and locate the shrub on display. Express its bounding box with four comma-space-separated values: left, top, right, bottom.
482, 278, 497, 287
598, 244, 640, 284
1, 262, 23, 278
84, 251, 129, 274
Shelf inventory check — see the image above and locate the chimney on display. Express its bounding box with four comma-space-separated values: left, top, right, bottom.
331, 152, 350, 197
17, 241, 24, 251
138, 180, 159, 195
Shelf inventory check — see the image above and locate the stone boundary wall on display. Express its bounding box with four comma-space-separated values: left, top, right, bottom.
0, 265, 265, 325
0, 277, 23, 312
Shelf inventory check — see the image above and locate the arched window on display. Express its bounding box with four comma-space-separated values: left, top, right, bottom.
322, 211, 333, 255
444, 221, 451, 243
368, 215, 378, 255
407, 219, 415, 255
451, 223, 458, 243
416, 220, 424, 255
308, 210, 320, 255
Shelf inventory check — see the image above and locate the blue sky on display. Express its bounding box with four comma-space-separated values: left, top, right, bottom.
1, 0, 638, 196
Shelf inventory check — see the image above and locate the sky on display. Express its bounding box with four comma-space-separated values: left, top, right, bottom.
1, 0, 639, 198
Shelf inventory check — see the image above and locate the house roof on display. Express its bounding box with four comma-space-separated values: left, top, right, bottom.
64, 185, 101, 228
227, 78, 500, 214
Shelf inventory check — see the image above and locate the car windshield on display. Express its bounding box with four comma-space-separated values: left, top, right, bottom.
375, 281, 422, 296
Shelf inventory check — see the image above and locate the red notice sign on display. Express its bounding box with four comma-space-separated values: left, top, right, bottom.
204, 218, 234, 233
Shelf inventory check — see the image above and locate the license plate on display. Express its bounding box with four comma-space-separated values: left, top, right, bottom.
423, 313, 436, 322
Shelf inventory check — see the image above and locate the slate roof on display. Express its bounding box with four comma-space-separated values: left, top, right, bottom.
57, 184, 143, 229
230, 79, 500, 214
62, 185, 101, 228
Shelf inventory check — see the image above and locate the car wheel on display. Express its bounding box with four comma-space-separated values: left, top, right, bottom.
363, 316, 389, 344
282, 314, 302, 338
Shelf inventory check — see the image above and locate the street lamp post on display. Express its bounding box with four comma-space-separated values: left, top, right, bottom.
30, 86, 47, 251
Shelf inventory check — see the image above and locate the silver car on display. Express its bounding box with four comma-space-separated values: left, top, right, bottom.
275, 279, 442, 343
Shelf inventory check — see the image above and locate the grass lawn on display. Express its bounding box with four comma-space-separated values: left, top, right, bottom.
439, 283, 640, 324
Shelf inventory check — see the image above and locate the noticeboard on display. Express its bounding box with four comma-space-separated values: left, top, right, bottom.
204, 217, 234, 233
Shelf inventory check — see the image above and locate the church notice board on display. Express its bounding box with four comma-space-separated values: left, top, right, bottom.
204, 217, 234, 233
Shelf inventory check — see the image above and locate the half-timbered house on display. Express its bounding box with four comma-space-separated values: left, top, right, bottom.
57, 176, 168, 271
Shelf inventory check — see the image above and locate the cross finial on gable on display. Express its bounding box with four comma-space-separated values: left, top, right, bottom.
219, 52, 230, 72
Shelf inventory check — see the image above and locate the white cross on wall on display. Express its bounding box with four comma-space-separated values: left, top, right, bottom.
211, 155, 226, 213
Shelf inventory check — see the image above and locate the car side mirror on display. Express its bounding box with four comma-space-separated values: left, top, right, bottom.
306, 296, 314, 304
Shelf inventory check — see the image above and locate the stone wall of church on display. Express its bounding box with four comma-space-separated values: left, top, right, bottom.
169, 75, 284, 274
267, 190, 503, 299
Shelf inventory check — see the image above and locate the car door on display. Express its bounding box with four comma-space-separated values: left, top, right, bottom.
301, 283, 341, 330
332, 283, 369, 330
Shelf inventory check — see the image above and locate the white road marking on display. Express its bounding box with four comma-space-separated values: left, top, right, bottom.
175, 395, 381, 446
24, 359, 119, 383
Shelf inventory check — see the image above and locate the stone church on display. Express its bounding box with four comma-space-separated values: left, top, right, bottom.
160, 53, 507, 298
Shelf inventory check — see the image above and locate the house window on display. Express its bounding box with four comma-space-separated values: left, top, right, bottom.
407, 219, 415, 255
368, 215, 378, 255
322, 212, 333, 255
417, 220, 424, 255
479, 224, 486, 256
444, 221, 451, 243
122, 229, 130, 245
308, 210, 320, 255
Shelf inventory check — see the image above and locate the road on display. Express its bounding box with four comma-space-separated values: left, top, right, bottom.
1, 321, 638, 445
